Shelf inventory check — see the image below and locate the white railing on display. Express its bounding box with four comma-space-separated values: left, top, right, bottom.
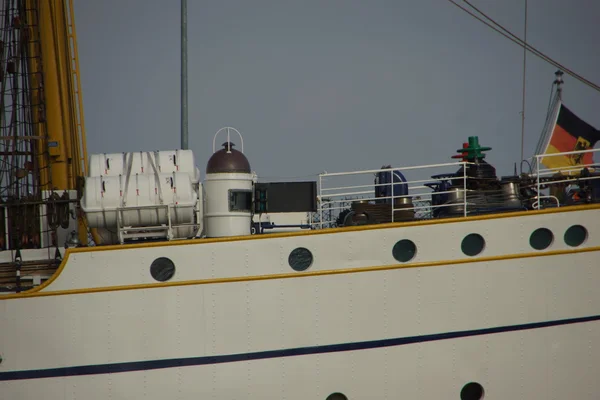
314, 161, 471, 229
116, 203, 202, 243
531, 147, 600, 210
312, 146, 600, 229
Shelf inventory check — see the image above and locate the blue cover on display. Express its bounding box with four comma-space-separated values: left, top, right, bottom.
375, 169, 408, 204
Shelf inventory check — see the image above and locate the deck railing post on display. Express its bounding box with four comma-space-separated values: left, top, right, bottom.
463, 162, 467, 217
536, 156, 541, 210
391, 169, 394, 223
318, 174, 323, 229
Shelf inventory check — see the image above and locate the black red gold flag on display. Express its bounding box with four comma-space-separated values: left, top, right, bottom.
541, 104, 600, 169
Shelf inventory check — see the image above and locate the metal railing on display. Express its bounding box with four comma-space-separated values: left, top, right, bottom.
531, 147, 600, 210
315, 161, 471, 229
313, 147, 600, 228
116, 203, 202, 244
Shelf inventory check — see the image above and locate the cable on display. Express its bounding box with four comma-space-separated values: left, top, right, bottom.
461, 0, 599, 92
446, 0, 600, 93
462, 0, 600, 92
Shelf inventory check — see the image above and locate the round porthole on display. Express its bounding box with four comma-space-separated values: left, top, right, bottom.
564, 225, 587, 247
461, 382, 485, 400
529, 228, 554, 250
288, 247, 313, 271
461, 233, 485, 257
326, 393, 348, 400
150, 257, 176, 282
392, 239, 417, 262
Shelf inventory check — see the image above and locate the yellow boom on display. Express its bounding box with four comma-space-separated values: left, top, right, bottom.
24, 0, 96, 245
0, 0, 97, 290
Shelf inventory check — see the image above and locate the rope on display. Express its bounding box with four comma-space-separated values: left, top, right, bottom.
447, 0, 600, 93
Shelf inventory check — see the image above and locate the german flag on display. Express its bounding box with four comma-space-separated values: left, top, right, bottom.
541, 104, 600, 169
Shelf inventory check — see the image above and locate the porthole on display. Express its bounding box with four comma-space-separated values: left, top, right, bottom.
461, 382, 485, 400
0, 354, 3, 364
392, 239, 417, 262
564, 225, 587, 247
326, 393, 348, 400
529, 228, 554, 250
288, 247, 313, 271
461, 233, 485, 256
150, 257, 176, 282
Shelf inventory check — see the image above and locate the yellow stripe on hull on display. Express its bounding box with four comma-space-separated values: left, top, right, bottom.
2, 244, 598, 300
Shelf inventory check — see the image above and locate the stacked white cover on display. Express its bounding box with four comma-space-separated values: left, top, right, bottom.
88, 150, 201, 182
82, 150, 199, 230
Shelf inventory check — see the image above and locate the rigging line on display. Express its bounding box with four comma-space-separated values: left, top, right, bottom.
446, 0, 600, 93
461, 0, 598, 91
458, 0, 600, 93
446, 2, 548, 63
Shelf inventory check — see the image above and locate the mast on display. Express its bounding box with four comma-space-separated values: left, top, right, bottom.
0, 0, 92, 291
181, 0, 188, 150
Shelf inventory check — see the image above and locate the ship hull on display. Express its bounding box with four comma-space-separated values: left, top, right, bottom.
1, 205, 599, 399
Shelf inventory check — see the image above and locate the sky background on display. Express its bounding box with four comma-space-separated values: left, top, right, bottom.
73, 0, 600, 182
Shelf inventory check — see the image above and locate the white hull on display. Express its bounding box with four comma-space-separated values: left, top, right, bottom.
4, 321, 599, 400
1, 205, 599, 399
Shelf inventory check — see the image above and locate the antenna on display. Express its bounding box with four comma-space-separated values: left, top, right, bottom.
181, 0, 189, 150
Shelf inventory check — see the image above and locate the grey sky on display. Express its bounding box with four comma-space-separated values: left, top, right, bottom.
73, 0, 600, 181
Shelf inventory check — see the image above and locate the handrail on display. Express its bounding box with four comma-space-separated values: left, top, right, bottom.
532, 147, 600, 209
314, 146, 600, 227
116, 203, 202, 244
535, 147, 600, 159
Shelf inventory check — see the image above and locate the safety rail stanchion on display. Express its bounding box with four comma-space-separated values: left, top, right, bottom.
463, 162, 467, 217
391, 170, 395, 223
318, 174, 323, 230
536, 162, 541, 210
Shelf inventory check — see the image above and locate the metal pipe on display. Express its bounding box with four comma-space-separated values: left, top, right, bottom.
520, 0, 528, 170
181, 0, 188, 150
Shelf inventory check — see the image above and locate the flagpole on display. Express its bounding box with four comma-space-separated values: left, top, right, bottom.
181, 0, 189, 150
533, 72, 563, 173
520, 0, 528, 170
